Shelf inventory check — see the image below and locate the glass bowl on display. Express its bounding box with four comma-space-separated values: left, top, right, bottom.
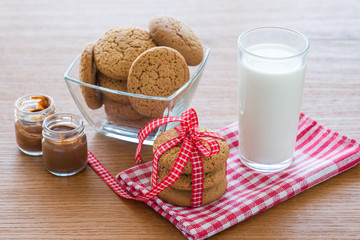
64, 47, 210, 145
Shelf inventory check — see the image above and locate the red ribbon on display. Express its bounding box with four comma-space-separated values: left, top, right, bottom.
135, 108, 225, 207
87, 108, 225, 207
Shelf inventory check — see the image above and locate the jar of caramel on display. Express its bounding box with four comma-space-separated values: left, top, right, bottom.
14, 94, 55, 156
42, 113, 88, 176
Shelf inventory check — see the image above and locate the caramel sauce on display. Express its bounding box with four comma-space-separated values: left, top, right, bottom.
51, 125, 74, 131
28, 96, 50, 112
15, 94, 54, 155
15, 121, 42, 152
42, 125, 87, 175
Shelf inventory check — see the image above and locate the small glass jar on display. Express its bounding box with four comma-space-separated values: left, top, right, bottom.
42, 113, 88, 176
14, 94, 56, 156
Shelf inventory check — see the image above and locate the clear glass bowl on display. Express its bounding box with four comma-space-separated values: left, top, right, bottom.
64, 47, 210, 145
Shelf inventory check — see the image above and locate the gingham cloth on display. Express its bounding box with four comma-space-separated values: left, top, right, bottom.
88, 113, 360, 240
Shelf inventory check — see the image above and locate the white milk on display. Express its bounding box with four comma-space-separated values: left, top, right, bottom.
238, 43, 305, 164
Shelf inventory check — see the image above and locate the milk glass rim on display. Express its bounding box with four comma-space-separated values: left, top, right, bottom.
237, 26, 310, 60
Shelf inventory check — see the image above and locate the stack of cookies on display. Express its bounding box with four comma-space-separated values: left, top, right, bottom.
153, 127, 229, 207
79, 16, 204, 124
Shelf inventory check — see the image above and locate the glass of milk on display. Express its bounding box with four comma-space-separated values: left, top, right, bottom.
237, 27, 309, 172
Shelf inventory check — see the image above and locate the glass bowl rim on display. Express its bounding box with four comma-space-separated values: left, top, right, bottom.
64, 46, 210, 101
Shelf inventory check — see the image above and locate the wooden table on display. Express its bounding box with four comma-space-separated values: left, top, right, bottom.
1, 0, 359, 239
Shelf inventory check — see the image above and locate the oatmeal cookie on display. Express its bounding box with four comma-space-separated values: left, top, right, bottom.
157, 178, 227, 207
94, 27, 156, 80
153, 127, 229, 174
97, 72, 129, 104
148, 16, 203, 66
157, 164, 226, 191
79, 42, 103, 110
127, 46, 189, 118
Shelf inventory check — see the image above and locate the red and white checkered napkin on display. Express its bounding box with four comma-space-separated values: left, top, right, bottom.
88, 113, 360, 240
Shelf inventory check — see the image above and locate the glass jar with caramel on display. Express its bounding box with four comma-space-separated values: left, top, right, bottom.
42, 113, 88, 176
14, 94, 55, 156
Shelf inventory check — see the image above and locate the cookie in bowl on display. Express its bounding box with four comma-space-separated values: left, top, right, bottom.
79, 42, 103, 110
148, 16, 204, 66
103, 96, 143, 121
94, 26, 156, 81
97, 72, 130, 104
127, 46, 190, 118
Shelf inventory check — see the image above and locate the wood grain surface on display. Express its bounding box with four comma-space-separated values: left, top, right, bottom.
0, 0, 359, 239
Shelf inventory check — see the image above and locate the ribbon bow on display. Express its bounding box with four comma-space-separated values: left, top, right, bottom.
135, 108, 225, 207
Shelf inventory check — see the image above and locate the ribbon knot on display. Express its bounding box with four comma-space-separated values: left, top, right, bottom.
134, 108, 225, 207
